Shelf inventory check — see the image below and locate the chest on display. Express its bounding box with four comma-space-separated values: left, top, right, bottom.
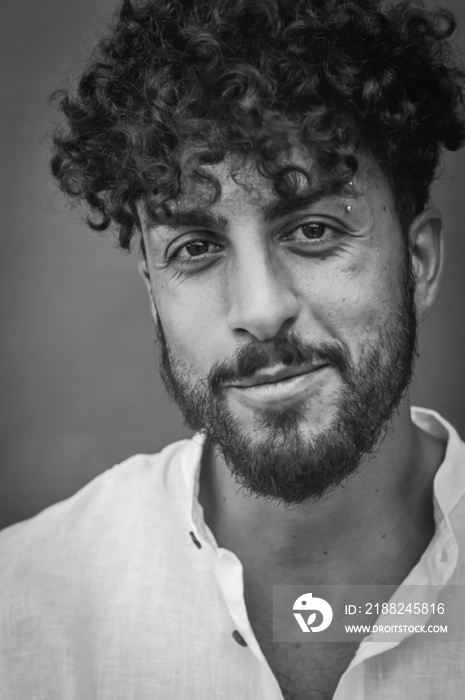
244, 580, 358, 699
258, 634, 358, 700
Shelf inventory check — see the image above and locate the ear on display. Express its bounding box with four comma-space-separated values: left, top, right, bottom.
138, 257, 159, 327
409, 207, 444, 321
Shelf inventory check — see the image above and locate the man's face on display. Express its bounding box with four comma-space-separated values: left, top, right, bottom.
142, 155, 417, 504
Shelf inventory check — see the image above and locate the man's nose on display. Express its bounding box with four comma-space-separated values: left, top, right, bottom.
225, 247, 300, 341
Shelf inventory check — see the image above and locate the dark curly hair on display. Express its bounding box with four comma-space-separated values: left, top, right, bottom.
50, 0, 465, 251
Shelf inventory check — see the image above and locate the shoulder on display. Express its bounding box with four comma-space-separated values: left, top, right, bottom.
0, 436, 201, 584
0, 437, 206, 688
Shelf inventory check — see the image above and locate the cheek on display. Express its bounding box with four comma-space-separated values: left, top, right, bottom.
296, 253, 404, 352
153, 277, 224, 376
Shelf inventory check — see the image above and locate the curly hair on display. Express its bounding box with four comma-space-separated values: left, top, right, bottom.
50, 0, 465, 250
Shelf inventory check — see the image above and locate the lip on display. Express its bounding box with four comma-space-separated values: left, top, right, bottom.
227, 365, 329, 405
227, 363, 327, 389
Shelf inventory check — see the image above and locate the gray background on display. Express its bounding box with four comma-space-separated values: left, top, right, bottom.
1, 0, 465, 529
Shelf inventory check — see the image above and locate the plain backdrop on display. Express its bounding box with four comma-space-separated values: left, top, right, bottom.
1, 0, 465, 530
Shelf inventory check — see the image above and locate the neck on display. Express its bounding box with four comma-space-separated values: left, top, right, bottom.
198, 400, 445, 585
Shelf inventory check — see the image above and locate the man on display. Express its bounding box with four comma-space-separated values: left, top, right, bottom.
1, 0, 465, 698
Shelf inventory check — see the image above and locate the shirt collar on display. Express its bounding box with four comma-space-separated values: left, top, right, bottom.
408, 407, 465, 586
182, 432, 217, 549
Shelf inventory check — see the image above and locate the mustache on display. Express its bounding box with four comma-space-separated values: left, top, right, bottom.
208, 330, 352, 394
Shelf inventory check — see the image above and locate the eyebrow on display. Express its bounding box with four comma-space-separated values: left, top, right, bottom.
262, 191, 330, 221
161, 209, 229, 232
159, 191, 332, 233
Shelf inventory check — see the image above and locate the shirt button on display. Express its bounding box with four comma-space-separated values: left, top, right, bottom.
232, 630, 248, 647
189, 531, 202, 549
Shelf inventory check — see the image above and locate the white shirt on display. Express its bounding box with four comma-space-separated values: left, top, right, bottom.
0, 408, 464, 699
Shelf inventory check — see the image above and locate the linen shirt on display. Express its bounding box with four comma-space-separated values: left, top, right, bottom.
0, 407, 464, 699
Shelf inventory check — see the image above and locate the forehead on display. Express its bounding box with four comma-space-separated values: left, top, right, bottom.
172, 149, 388, 216
183, 158, 266, 207
138, 149, 397, 237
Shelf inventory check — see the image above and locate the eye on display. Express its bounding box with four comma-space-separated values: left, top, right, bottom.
300, 223, 327, 239
283, 221, 336, 245
294, 223, 329, 241
182, 241, 212, 257
168, 237, 222, 265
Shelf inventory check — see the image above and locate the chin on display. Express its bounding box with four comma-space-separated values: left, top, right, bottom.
233, 401, 339, 447
233, 384, 339, 424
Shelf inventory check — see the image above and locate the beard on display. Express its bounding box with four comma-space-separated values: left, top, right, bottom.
155, 255, 418, 505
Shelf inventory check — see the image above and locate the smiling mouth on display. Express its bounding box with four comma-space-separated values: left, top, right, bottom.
227, 364, 328, 389
225, 365, 330, 406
